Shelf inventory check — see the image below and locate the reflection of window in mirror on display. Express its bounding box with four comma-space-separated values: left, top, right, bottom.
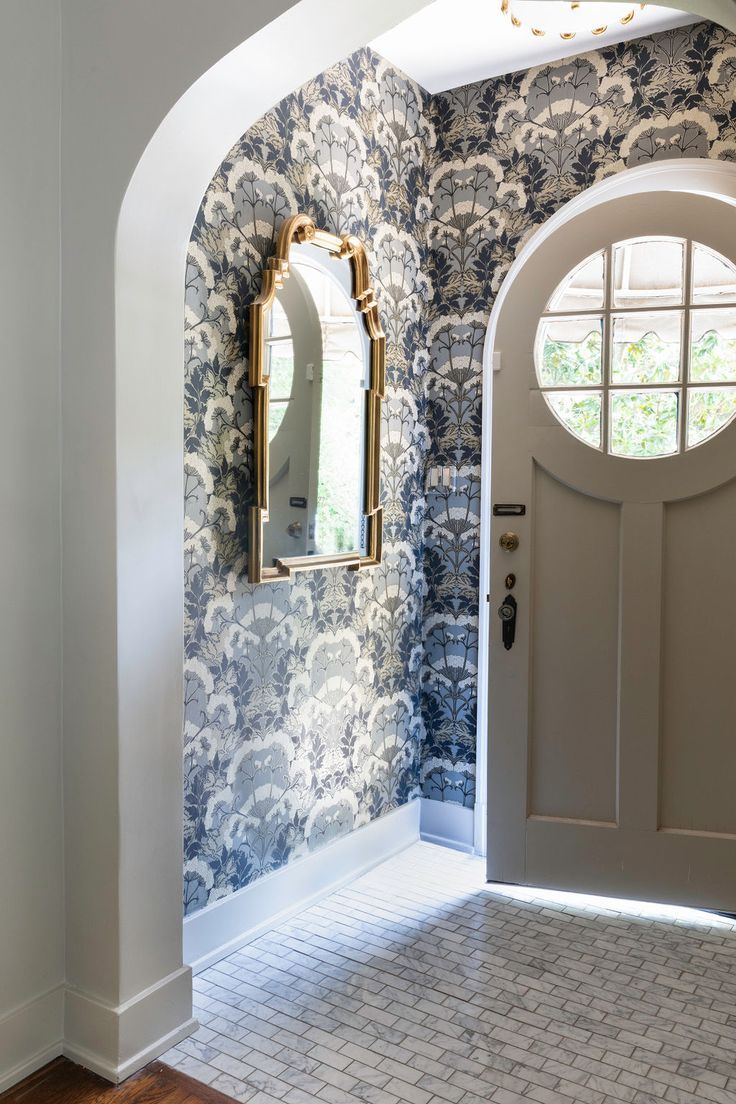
295, 261, 366, 559
265, 299, 294, 440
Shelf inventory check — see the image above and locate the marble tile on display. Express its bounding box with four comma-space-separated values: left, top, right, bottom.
163, 843, 736, 1103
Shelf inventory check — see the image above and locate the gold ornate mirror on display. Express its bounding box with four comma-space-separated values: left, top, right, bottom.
248, 213, 385, 583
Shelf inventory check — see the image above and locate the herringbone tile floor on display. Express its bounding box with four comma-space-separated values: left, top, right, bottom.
163, 841, 736, 1103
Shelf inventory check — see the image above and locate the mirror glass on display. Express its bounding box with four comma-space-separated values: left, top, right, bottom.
262, 243, 369, 568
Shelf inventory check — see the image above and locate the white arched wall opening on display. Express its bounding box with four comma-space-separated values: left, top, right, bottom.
476, 157, 736, 855
59, 0, 736, 1086
68, 0, 430, 1084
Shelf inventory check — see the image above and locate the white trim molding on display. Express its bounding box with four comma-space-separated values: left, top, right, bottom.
184, 801, 421, 974
420, 798, 475, 854
63, 967, 196, 1084
0, 986, 64, 1095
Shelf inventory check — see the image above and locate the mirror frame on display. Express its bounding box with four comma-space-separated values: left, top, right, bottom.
248, 213, 385, 583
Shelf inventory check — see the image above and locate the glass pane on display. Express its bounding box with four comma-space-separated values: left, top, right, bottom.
547, 251, 605, 311
687, 387, 736, 448
268, 298, 290, 337
323, 318, 364, 380
689, 309, 736, 382
613, 238, 684, 308
289, 258, 365, 558
268, 401, 287, 442
266, 340, 295, 399
537, 318, 603, 387
316, 353, 364, 555
545, 391, 602, 448
692, 244, 736, 305
611, 312, 682, 385
610, 389, 679, 458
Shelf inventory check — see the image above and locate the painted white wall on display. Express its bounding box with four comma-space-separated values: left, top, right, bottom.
61, 0, 300, 1029
0, 0, 64, 1089
63, 0, 432, 1080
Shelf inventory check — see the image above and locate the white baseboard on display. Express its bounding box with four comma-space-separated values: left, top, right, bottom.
63, 965, 196, 1083
0, 985, 64, 1094
63, 1018, 197, 1084
184, 800, 421, 974
420, 797, 475, 853
0, 798, 447, 1093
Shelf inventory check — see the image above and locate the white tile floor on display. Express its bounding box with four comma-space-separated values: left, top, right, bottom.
163, 841, 736, 1104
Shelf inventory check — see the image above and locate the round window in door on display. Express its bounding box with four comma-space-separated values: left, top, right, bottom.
535, 237, 736, 457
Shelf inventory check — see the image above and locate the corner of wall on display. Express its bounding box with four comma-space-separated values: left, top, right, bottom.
62, 968, 196, 1084
0, 987, 64, 1095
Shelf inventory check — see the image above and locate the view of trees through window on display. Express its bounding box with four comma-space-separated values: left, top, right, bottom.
264, 264, 365, 558
314, 315, 364, 554
536, 238, 736, 458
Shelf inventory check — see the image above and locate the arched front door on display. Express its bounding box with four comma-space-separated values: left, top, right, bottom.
488, 189, 736, 909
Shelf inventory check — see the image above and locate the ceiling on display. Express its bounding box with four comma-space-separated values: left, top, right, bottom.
370, 0, 696, 93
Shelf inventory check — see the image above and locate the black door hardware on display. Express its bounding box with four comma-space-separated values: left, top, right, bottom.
497, 593, 517, 651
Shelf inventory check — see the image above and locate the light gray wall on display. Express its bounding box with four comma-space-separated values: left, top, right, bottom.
0, 0, 64, 1066
62, 0, 429, 1075
60, 0, 303, 1014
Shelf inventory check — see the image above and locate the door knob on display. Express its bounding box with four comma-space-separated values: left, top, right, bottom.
497, 593, 517, 650
499, 531, 520, 552
286, 520, 302, 537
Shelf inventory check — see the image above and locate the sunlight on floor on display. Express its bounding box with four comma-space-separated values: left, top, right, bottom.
165, 841, 736, 1103
485, 882, 736, 929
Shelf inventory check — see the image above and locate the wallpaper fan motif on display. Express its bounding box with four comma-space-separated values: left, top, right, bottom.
183, 53, 432, 914
184, 24, 736, 913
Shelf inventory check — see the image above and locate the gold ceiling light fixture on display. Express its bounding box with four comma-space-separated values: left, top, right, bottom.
501, 0, 645, 40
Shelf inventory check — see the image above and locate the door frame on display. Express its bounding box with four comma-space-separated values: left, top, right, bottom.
476, 158, 736, 862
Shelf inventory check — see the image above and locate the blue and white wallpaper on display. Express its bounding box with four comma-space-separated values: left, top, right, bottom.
184, 22, 736, 912
421, 21, 736, 808
183, 51, 432, 914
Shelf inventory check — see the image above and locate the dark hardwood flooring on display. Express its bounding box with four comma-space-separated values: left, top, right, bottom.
0, 1058, 236, 1103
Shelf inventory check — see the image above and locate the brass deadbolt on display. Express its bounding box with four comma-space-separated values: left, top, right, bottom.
499, 531, 520, 552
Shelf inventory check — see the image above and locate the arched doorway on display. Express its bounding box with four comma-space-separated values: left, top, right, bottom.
100, 0, 734, 1082
67, 0, 429, 1082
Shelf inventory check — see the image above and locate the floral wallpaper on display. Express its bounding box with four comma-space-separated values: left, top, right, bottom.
421, 20, 736, 808
183, 50, 432, 915
184, 22, 736, 913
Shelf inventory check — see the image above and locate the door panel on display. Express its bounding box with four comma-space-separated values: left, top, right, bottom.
660, 479, 736, 836
530, 466, 620, 823
487, 191, 736, 909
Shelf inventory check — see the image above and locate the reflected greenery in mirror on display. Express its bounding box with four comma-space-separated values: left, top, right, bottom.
249, 214, 384, 583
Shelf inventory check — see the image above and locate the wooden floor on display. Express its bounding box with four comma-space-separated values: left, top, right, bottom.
0, 1058, 237, 1104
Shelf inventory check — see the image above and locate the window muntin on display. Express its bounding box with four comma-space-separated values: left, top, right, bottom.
265, 301, 295, 441
536, 237, 736, 458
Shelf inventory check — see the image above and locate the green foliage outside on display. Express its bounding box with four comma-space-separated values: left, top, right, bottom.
540, 327, 602, 386
690, 326, 736, 383
612, 327, 680, 385
315, 356, 363, 554
542, 322, 736, 456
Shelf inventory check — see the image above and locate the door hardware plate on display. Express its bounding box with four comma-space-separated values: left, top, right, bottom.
497, 593, 517, 650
